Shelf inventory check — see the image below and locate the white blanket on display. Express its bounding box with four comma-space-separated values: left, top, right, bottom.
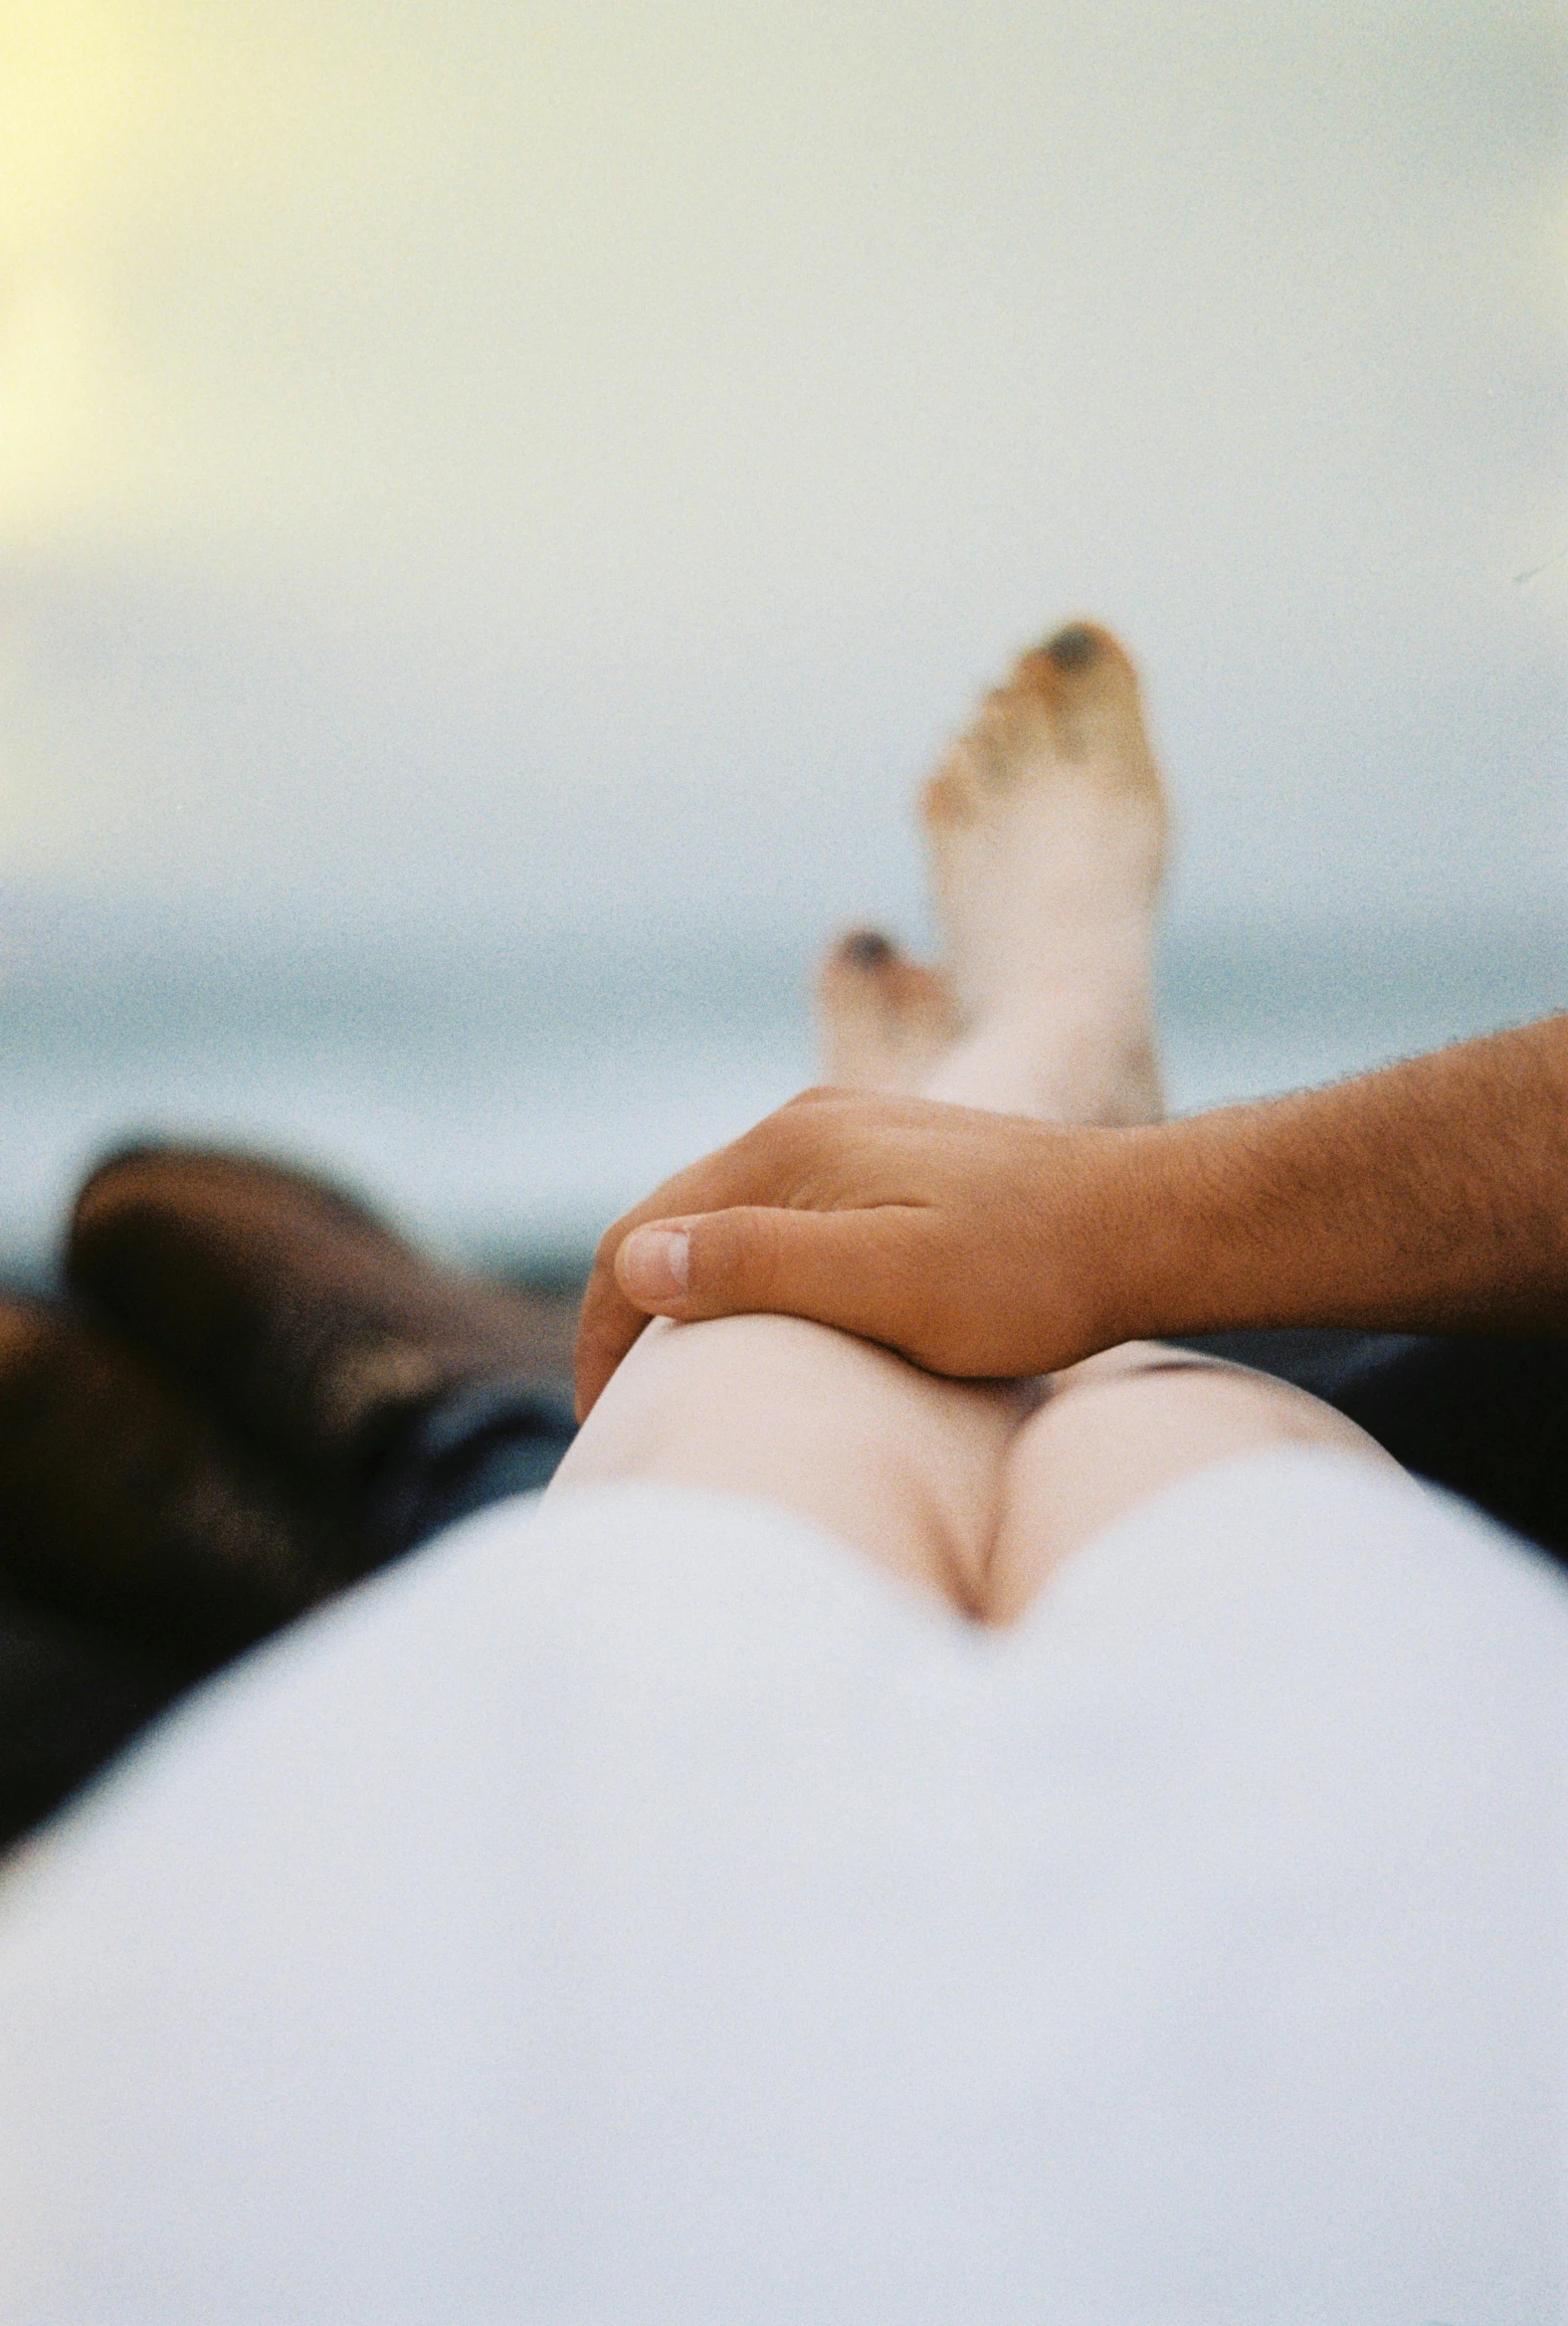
0, 1450, 1561, 2322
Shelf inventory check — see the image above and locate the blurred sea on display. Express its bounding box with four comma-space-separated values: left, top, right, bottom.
1, 908, 1563, 1288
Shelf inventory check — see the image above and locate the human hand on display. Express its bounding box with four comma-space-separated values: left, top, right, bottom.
573, 1088, 1166, 1418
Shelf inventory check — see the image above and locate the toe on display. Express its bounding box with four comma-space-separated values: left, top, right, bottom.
919, 766, 979, 828
815, 930, 959, 1092
1014, 620, 1135, 701
1042, 621, 1102, 670
1000, 621, 1156, 784
840, 928, 896, 969
817, 928, 915, 1013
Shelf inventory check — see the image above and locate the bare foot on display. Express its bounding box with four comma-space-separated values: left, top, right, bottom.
918, 622, 1167, 1125
814, 621, 1168, 1122
814, 929, 960, 1093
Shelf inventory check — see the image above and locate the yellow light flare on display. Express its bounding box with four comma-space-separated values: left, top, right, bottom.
0, 2, 136, 544
0, 1, 464, 558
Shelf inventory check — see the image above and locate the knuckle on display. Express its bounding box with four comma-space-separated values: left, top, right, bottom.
723, 1206, 783, 1303
781, 1104, 845, 1179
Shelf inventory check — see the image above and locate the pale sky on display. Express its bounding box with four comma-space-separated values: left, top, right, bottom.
0, 0, 1562, 957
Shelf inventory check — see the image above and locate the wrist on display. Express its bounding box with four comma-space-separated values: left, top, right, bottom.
1071, 1113, 1256, 1352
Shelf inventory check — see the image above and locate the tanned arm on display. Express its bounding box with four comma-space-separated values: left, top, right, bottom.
574, 1017, 1568, 1418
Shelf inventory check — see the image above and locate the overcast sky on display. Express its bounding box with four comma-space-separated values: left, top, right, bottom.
0, 0, 1562, 958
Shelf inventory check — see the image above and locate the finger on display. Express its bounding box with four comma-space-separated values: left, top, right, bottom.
571, 1088, 904, 1416
575, 1201, 931, 1419
572, 1146, 785, 1420
618, 1201, 930, 1339
574, 1223, 673, 1423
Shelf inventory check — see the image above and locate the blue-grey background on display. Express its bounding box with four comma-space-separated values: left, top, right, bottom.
1, 0, 1562, 1276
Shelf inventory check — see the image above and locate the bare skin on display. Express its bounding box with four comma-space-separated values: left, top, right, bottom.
574, 1017, 1568, 1418
556, 622, 1395, 1624
587, 618, 1568, 1411
578, 615, 1568, 1413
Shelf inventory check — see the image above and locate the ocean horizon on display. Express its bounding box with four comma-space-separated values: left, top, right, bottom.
2, 906, 1563, 1288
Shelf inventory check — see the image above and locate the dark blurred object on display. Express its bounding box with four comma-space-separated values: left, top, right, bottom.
0, 1295, 353, 1859
68, 1144, 579, 1497
0, 1144, 586, 1858
0, 1598, 185, 1855
0, 1336, 576, 1859
0, 1301, 344, 1670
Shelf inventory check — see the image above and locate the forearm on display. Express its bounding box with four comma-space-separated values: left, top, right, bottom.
576, 1018, 1568, 1412
1115, 1017, 1568, 1343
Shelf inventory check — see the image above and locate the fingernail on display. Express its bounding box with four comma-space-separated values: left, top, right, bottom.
620, 1225, 689, 1301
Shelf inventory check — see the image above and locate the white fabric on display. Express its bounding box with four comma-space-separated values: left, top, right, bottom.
0, 1451, 1562, 2323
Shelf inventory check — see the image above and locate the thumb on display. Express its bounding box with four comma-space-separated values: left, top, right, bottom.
617, 1203, 921, 1337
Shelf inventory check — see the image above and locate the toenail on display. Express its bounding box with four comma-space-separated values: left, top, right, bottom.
1044, 624, 1097, 670
844, 930, 894, 968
